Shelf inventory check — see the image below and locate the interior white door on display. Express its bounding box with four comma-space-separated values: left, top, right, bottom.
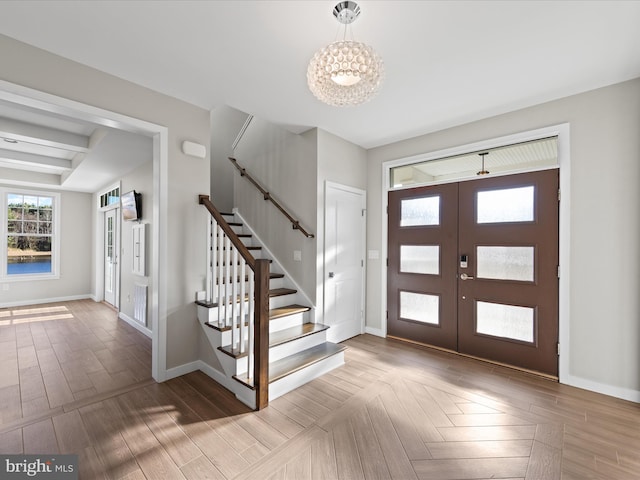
104, 208, 120, 307
324, 182, 366, 343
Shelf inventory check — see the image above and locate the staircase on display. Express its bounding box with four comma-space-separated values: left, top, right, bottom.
197, 198, 345, 410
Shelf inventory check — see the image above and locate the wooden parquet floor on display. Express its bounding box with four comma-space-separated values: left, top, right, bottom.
1, 300, 639, 479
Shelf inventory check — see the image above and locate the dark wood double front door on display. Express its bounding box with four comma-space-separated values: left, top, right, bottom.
388, 169, 559, 376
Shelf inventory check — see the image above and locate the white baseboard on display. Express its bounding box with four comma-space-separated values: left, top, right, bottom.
566, 374, 640, 404
118, 312, 152, 338
164, 360, 200, 380
197, 360, 256, 409
365, 326, 385, 338
0, 294, 92, 309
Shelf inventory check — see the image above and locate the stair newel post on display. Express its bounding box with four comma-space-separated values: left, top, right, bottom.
254, 258, 270, 410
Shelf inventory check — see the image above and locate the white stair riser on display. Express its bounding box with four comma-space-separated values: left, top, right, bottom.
270, 312, 308, 333
201, 324, 243, 376
269, 330, 327, 363
269, 352, 345, 401
269, 294, 302, 310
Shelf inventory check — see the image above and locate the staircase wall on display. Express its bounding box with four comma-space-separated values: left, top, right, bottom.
233, 118, 318, 303
232, 119, 368, 325
210, 105, 250, 212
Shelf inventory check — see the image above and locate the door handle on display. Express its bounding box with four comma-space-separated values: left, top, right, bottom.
329, 272, 335, 278
460, 273, 474, 280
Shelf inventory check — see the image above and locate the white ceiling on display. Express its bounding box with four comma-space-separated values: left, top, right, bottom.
0, 0, 639, 190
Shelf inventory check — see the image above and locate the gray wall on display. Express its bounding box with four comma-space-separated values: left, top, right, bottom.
316, 129, 367, 323
366, 77, 640, 399
0, 186, 92, 306
210, 105, 250, 212
0, 34, 211, 372
234, 117, 318, 301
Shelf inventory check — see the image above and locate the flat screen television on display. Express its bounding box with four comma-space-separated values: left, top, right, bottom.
121, 190, 142, 221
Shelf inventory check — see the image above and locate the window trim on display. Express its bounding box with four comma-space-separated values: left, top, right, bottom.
1, 187, 61, 281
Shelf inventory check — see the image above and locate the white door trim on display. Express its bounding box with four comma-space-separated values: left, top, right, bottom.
103, 207, 121, 308
324, 181, 366, 341
381, 123, 571, 384
0, 79, 169, 383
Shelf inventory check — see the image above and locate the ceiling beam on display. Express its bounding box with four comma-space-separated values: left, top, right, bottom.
0, 117, 90, 152
0, 147, 73, 170
0, 166, 61, 187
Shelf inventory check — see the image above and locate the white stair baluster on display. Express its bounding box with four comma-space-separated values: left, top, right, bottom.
248, 268, 255, 384
239, 257, 246, 354
231, 246, 239, 350
208, 218, 215, 304
224, 235, 231, 327
217, 226, 225, 326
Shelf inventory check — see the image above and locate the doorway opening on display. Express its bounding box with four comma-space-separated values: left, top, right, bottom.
0, 79, 169, 382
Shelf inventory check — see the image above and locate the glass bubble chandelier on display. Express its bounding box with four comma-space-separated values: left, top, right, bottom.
307, 1, 384, 107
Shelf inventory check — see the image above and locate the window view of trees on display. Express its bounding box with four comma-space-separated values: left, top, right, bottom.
7, 193, 53, 275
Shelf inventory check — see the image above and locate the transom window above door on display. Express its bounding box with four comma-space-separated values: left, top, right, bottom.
390, 137, 558, 189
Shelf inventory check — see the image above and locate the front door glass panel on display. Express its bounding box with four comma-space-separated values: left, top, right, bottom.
476, 301, 535, 343
400, 245, 440, 275
477, 186, 534, 223
400, 291, 439, 325
476, 246, 535, 282
400, 196, 440, 226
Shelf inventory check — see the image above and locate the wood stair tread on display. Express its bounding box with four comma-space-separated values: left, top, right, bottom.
197, 288, 297, 312
270, 323, 329, 348
215, 272, 283, 284
269, 288, 297, 298
218, 322, 329, 358
270, 342, 345, 383
233, 342, 346, 387
269, 304, 311, 320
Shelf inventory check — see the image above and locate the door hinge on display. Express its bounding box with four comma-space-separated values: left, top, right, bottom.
386, 310, 388, 320
361, 259, 364, 267
558, 188, 561, 201
557, 342, 560, 356
362, 208, 366, 217
386, 258, 389, 267
557, 265, 560, 279
386, 205, 389, 214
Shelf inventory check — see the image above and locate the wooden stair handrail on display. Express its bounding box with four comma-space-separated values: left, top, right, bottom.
199, 194, 269, 410
229, 157, 315, 238
199, 195, 256, 268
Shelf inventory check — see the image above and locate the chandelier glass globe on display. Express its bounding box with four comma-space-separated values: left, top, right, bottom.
307, 40, 384, 106
307, 2, 384, 107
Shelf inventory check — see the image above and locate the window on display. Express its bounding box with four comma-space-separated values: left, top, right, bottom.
2, 188, 60, 280
99, 187, 120, 208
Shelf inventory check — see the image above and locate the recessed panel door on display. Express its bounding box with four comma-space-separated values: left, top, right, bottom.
324, 183, 366, 343
457, 169, 559, 375
388, 183, 458, 350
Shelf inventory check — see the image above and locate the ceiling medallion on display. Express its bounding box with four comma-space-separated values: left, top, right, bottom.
307, 1, 384, 106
